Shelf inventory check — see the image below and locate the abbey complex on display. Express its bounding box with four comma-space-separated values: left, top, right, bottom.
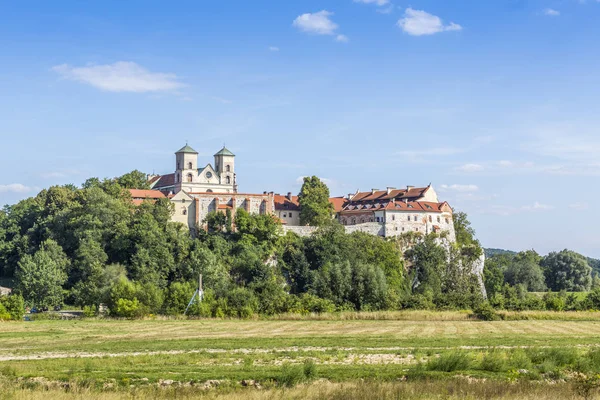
130, 144, 456, 241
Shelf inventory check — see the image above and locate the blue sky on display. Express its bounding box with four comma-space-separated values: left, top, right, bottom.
1, 0, 599, 257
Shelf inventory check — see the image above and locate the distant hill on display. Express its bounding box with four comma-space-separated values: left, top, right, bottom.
484, 248, 517, 258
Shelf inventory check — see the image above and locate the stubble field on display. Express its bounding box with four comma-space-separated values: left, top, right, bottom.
2, 313, 600, 399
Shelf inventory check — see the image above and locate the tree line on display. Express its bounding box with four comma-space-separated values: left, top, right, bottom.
0, 172, 597, 319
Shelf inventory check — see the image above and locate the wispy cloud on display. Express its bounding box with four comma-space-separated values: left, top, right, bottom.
268, 46, 280, 52
439, 184, 479, 193
569, 202, 589, 211
455, 163, 484, 173
543, 8, 560, 16
335, 34, 349, 43
354, 0, 390, 5
293, 11, 339, 35
0, 184, 36, 194
479, 202, 555, 216
53, 62, 184, 93
397, 147, 464, 160
397, 8, 462, 36
40, 169, 82, 179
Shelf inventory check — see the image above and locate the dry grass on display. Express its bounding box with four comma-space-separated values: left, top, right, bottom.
0, 379, 590, 400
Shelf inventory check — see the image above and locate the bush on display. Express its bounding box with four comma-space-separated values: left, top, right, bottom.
82, 305, 97, 318
0, 303, 11, 321
303, 359, 318, 380
0, 294, 25, 320
472, 302, 500, 321
113, 298, 143, 319
427, 352, 473, 372
277, 363, 305, 387
480, 351, 508, 372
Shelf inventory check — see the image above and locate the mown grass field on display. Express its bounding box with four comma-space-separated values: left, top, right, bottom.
2, 313, 600, 399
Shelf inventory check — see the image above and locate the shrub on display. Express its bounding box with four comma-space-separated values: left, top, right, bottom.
303, 359, 318, 380
0, 303, 11, 321
0, 294, 25, 320
480, 351, 508, 372
113, 298, 143, 319
278, 362, 305, 387
427, 352, 473, 372
82, 305, 97, 318
472, 302, 500, 321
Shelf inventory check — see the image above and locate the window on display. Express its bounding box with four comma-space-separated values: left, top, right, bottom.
289, 212, 293, 218
182, 209, 187, 215
187, 173, 193, 183
376, 217, 380, 222
428, 216, 432, 222
437, 216, 441, 223
226, 176, 231, 184
446, 218, 449, 224
226, 165, 231, 172
392, 215, 395, 221
176, 174, 179, 183
414, 216, 417, 221
407, 215, 410, 221
402, 227, 405, 232
283, 213, 287, 218
206, 171, 213, 179
188, 162, 193, 169
351, 218, 356, 225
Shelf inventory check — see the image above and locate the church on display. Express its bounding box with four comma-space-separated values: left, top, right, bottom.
149, 144, 237, 194
132, 143, 456, 241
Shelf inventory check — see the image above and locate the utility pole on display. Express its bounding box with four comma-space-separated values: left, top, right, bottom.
184, 273, 204, 315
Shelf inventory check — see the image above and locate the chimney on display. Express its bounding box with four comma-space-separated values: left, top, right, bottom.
406, 185, 415, 191
287, 192, 293, 201
387, 187, 395, 194
371, 188, 379, 194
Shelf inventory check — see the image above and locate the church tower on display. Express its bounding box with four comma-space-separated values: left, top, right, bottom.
175, 144, 198, 187
214, 146, 236, 192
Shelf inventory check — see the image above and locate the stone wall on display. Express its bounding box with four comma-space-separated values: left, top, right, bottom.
282, 225, 318, 237
344, 222, 385, 236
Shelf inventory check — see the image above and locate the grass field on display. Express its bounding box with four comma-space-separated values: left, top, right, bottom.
2, 314, 600, 398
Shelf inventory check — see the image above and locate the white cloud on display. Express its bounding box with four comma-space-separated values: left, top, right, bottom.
377, 5, 395, 14
522, 202, 554, 211
293, 10, 338, 35
335, 34, 349, 43
397, 147, 464, 158
397, 8, 462, 36
543, 8, 560, 16
569, 202, 589, 210
0, 184, 35, 194
354, 0, 390, 5
52, 61, 184, 93
269, 46, 280, 52
439, 184, 479, 193
456, 163, 484, 173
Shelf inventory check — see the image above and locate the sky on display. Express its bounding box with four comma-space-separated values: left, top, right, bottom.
0, 0, 599, 257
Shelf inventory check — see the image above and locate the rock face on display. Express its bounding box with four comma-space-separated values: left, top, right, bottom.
473, 252, 487, 299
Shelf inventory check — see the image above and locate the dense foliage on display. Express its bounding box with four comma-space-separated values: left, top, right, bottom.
1, 171, 597, 318
298, 176, 334, 226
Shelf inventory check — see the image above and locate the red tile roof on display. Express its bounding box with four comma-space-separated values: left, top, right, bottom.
128, 189, 166, 206
274, 194, 301, 211
351, 187, 430, 203
329, 197, 346, 213
341, 200, 451, 214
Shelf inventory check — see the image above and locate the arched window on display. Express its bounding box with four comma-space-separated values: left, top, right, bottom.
206, 189, 213, 193
351, 218, 356, 225
187, 173, 193, 183
188, 162, 193, 169
226, 165, 231, 172
226, 176, 231, 184
428, 216, 432, 222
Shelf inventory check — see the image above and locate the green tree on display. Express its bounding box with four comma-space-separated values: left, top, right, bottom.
503, 259, 546, 292
116, 170, 150, 189
15, 240, 69, 308
452, 211, 480, 247
542, 250, 592, 292
298, 176, 334, 226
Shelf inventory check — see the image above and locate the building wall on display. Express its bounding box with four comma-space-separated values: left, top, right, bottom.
344, 222, 385, 236
383, 210, 454, 239
170, 191, 197, 228
276, 210, 300, 226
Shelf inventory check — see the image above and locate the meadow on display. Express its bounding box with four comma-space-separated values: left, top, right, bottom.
2, 313, 600, 399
